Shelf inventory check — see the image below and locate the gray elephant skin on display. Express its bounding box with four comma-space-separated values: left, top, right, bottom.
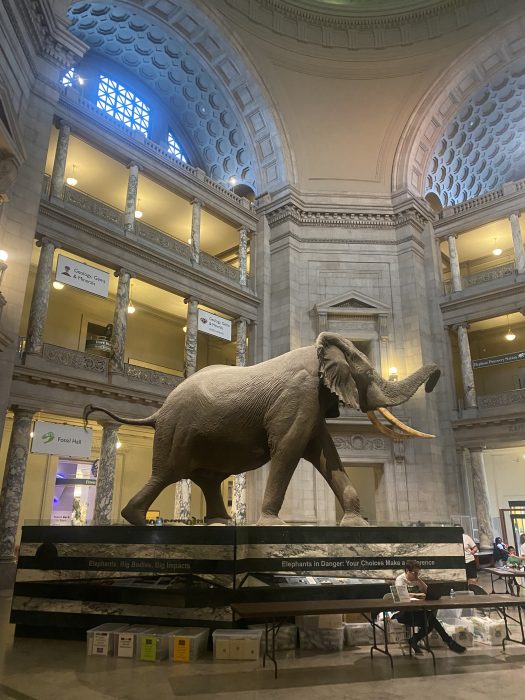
84, 332, 440, 526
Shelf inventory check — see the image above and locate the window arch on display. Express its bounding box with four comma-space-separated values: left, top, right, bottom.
96, 75, 150, 136
167, 132, 188, 164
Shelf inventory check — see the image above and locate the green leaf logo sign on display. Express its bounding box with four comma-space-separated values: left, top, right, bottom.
42, 431, 55, 444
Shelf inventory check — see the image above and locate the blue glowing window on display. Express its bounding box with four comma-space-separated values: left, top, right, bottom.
62, 68, 76, 87
97, 75, 150, 136
168, 132, 188, 163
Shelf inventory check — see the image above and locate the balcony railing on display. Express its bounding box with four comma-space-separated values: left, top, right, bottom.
477, 388, 525, 410
125, 363, 183, 390
42, 343, 109, 374
443, 261, 515, 294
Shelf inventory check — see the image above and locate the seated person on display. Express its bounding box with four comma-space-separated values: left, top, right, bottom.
394, 561, 466, 655
506, 546, 521, 567
463, 532, 479, 584
493, 537, 509, 567
520, 533, 525, 564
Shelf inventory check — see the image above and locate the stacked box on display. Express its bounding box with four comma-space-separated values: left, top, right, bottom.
212, 629, 263, 660
299, 626, 344, 652
471, 617, 505, 646
248, 624, 297, 651
117, 625, 156, 658
86, 623, 130, 656
343, 622, 370, 646
138, 627, 181, 662
452, 618, 474, 648
428, 622, 455, 648
169, 628, 209, 662
370, 620, 407, 644
295, 614, 343, 630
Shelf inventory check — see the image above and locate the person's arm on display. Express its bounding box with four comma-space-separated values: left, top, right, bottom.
415, 575, 428, 593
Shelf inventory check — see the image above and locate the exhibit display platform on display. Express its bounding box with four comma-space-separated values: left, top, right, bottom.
11, 524, 466, 638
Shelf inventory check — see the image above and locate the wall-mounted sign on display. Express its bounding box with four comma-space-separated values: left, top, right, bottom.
472, 350, 525, 369
55, 254, 110, 298
198, 309, 232, 341
31, 421, 93, 458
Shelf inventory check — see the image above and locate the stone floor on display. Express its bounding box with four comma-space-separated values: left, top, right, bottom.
1, 574, 524, 700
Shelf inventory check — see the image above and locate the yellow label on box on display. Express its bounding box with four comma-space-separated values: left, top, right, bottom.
173, 637, 191, 662
140, 636, 157, 661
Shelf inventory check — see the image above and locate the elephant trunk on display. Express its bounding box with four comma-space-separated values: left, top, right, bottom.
365, 364, 440, 410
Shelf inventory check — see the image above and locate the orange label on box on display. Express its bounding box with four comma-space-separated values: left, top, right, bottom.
173, 637, 190, 662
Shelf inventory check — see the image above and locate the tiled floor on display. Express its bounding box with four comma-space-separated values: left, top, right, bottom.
1, 575, 524, 700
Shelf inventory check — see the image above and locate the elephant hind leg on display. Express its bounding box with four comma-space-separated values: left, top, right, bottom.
192, 471, 231, 524
121, 475, 171, 525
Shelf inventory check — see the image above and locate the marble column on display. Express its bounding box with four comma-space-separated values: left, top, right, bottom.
0, 408, 35, 563
174, 479, 192, 522
50, 121, 70, 199
25, 238, 56, 355
468, 447, 493, 549
93, 420, 119, 525
184, 297, 199, 378
232, 317, 249, 524
239, 226, 248, 287
109, 269, 131, 374
509, 212, 525, 274
447, 234, 462, 292
248, 229, 256, 291
455, 323, 477, 408
190, 199, 202, 265
123, 163, 139, 235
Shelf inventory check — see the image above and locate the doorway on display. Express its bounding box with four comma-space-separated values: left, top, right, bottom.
335, 464, 380, 524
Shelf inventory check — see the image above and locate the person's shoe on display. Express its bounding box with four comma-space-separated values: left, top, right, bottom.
409, 639, 424, 655
448, 640, 466, 654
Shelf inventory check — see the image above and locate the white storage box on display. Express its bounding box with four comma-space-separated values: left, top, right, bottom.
371, 620, 407, 644
428, 622, 455, 648
471, 616, 505, 646
248, 623, 297, 651
86, 623, 130, 656
169, 627, 209, 662
452, 619, 474, 648
299, 626, 344, 652
212, 629, 263, 660
138, 627, 181, 662
344, 622, 370, 646
296, 614, 343, 630
117, 625, 155, 658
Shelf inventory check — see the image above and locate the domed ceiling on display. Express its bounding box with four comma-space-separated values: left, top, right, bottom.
425, 61, 525, 207
67, 1, 285, 193
280, 0, 445, 15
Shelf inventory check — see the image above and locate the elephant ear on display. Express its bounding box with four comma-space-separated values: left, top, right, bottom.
317, 336, 360, 409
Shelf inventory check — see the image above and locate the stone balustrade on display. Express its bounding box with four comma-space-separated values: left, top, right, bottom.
443, 261, 515, 294
125, 363, 183, 390
200, 250, 240, 283
63, 185, 124, 227
43, 343, 109, 374
477, 387, 525, 410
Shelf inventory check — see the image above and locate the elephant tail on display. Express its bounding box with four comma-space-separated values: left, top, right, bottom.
83, 404, 158, 429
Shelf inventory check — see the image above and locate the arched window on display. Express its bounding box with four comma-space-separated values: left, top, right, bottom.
97, 75, 150, 136
61, 68, 80, 87
168, 132, 188, 163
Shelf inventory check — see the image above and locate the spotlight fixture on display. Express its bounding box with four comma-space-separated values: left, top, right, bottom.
504, 315, 516, 342
388, 367, 398, 381
492, 237, 502, 256
53, 281, 64, 290
66, 164, 78, 187
228, 176, 237, 186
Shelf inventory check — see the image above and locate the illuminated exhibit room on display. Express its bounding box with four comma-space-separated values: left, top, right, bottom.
2, 0, 525, 698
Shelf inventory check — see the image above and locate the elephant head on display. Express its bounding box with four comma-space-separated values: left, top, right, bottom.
316, 332, 440, 439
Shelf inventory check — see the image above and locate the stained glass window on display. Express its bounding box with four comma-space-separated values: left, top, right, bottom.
97, 75, 150, 136
168, 132, 188, 163
62, 68, 76, 87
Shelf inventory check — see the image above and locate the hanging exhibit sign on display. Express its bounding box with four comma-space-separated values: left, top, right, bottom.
31, 421, 93, 458
55, 254, 110, 298
197, 309, 232, 340
472, 350, 525, 369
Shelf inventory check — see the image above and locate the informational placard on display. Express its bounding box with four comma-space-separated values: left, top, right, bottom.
55, 254, 110, 298
197, 309, 232, 340
31, 421, 93, 458
173, 637, 190, 662
472, 350, 525, 369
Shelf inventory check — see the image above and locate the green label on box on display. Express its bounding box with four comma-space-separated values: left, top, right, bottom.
140, 636, 157, 661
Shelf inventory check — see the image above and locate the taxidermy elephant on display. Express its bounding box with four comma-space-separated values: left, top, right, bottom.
83, 332, 440, 526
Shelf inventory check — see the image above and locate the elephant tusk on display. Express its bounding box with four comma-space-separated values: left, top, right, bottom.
376, 407, 435, 439
366, 411, 411, 440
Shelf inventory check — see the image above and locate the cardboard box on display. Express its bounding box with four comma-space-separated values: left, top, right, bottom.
212, 629, 263, 660
86, 623, 130, 656
296, 614, 343, 630
299, 627, 344, 652
169, 627, 209, 662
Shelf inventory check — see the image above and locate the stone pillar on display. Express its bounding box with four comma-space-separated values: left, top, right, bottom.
232, 317, 249, 524
447, 234, 462, 292
50, 121, 70, 199
248, 229, 256, 292
109, 269, 131, 374
0, 407, 35, 584
190, 199, 202, 265
25, 238, 56, 355
455, 323, 477, 409
174, 479, 192, 522
123, 163, 139, 235
239, 226, 248, 287
468, 447, 493, 549
184, 297, 199, 378
93, 420, 119, 525
509, 212, 525, 274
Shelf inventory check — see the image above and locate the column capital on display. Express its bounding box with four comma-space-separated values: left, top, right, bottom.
451, 322, 469, 332
96, 418, 120, 430
127, 161, 140, 171
10, 406, 37, 419
509, 211, 521, 220
35, 235, 57, 249
184, 296, 199, 305
191, 198, 204, 207
237, 316, 250, 325
53, 117, 70, 131
447, 233, 458, 240
114, 268, 133, 279
468, 445, 485, 454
